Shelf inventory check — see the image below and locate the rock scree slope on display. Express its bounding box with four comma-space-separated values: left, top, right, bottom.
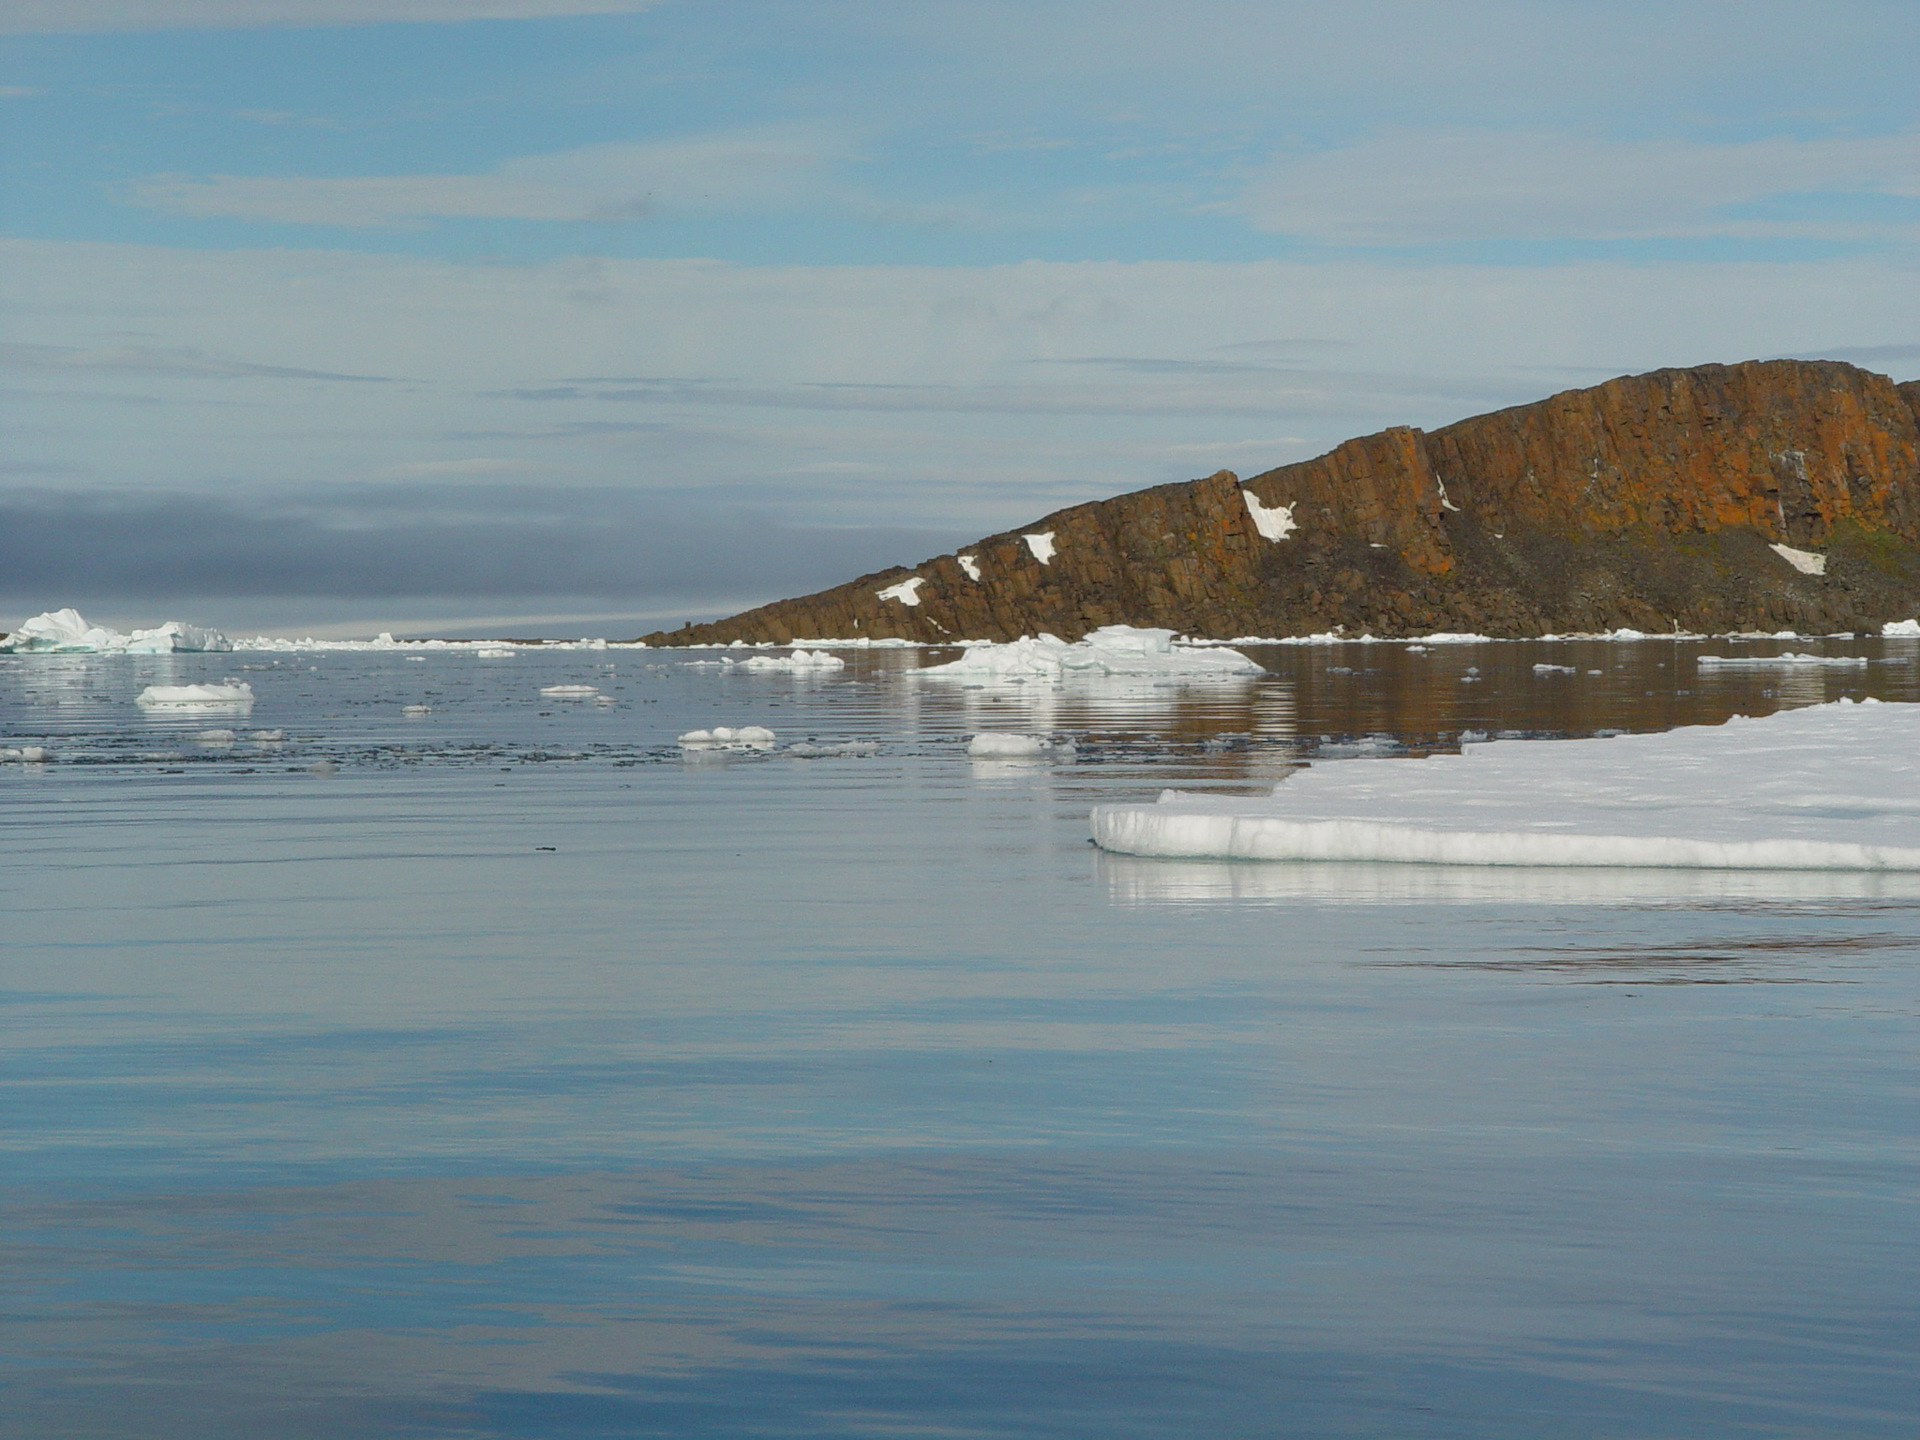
643, 361, 1920, 644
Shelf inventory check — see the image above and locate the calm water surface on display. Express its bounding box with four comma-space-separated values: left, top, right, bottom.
3, 638, 1917, 1437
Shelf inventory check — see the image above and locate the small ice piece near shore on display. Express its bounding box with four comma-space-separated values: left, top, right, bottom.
1, 745, 49, 762
476, 647, 515, 658
968, 732, 1050, 757
1, 608, 232, 655
919, 625, 1262, 681
194, 728, 237, 745
539, 684, 600, 698
678, 725, 776, 751
737, 650, 846, 672
135, 681, 255, 709
402, 704, 433, 716
250, 729, 286, 742
1533, 663, 1575, 674
1092, 697, 1920, 870
788, 739, 880, 758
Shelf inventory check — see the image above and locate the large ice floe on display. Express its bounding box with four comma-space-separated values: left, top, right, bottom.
1093, 698, 1920, 870
918, 626, 1261, 681
1, 608, 231, 655
135, 682, 255, 710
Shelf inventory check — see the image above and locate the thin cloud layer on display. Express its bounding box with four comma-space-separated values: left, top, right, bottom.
0, 1, 666, 34
132, 130, 849, 228
1234, 131, 1920, 246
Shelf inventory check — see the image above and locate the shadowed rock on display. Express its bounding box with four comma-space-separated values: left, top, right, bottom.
641, 360, 1920, 644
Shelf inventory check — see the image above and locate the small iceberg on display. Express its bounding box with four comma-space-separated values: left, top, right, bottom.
1, 608, 231, 655
919, 626, 1262, 681
539, 684, 600, 698
135, 681, 255, 710
678, 725, 776, 751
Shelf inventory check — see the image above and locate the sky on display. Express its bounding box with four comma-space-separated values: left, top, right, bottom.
2, 1, 1917, 637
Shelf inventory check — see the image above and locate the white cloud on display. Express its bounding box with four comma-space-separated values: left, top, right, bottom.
0, 0, 666, 33
1234, 130, 1920, 245
130, 129, 846, 227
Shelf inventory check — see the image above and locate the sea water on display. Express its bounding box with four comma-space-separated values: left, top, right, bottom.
2, 638, 1916, 1437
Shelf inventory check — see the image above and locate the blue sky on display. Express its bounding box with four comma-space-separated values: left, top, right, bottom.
3, 0, 1917, 634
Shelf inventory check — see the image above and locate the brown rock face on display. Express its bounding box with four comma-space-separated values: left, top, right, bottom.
642, 360, 1920, 644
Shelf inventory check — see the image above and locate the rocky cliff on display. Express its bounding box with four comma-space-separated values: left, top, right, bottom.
642, 361, 1920, 644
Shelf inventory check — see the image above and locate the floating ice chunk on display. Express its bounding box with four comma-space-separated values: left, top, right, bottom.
539, 684, 600, 698
1024, 531, 1056, 564
919, 625, 1262, 681
476, 647, 516, 658
249, 729, 286, 742
135, 682, 255, 709
1241, 490, 1298, 541
957, 554, 982, 582
678, 725, 776, 751
1092, 698, 1920, 870
402, 704, 433, 716
1533, 663, 1575, 674
0, 745, 49, 762
1697, 652, 1867, 668
1770, 543, 1827, 576
736, 649, 847, 672
194, 728, 237, 744
788, 739, 880, 758
968, 731, 1051, 757
876, 577, 925, 606
1, 608, 230, 654
1883, 619, 1920, 637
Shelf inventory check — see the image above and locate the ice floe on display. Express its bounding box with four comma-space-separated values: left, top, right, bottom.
736, 650, 846, 672
967, 731, 1052, 757
135, 682, 255, 709
678, 725, 776, 751
918, 626, 1262, 681
1092, 698, 1920, 870
1, 744, 49, 762
539, 684, 600, 698
787, 739, 879, 758
1883, 620, 1920, 637
1, 608, 231, 655
1696, 652, 1868, 668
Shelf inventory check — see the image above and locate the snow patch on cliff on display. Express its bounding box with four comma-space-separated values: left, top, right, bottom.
957, 554, 982, 582
1024, 532, 1056, 564
1770, 543, 1827, 576
1241, 490, 1298, 541
877, 576, 925, 605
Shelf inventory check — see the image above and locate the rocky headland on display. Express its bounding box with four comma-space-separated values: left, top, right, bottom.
642, 360, 1920, 644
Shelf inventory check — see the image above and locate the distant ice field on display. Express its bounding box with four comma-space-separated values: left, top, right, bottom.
4, 633, 1918, 1438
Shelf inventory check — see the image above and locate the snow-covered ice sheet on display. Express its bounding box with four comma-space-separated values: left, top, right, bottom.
1092, 699, 1920, 870
1, 608, 231, 655
135, 682, 255, 709
918, 626, 1262, 681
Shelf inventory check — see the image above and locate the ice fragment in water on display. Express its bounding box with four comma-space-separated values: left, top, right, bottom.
1, 745, 49, 762
402, 705, 433, 716
967, 732, 1050, 757
476, 647, 515, 658
539, 685, 600, 698
678, 725, 776, 751
135, 682, 255, 709
919, 625, 1261, 681
735, 650, 846, 672
1696, 652, 1867, 668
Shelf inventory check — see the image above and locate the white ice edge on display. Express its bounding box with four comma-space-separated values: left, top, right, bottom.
918, 625, 1262, 681
1092, 697, 1920, 871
